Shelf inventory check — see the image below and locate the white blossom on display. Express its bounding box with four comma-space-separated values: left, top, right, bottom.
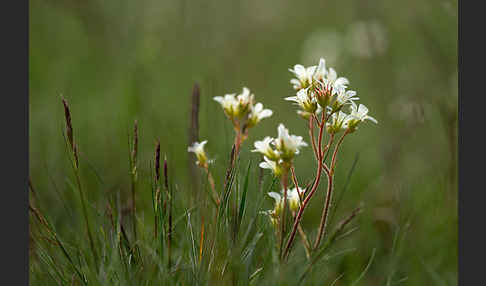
312, 58, 327, 82
268, 192, 284, 216
236, 87, 254, 107
326, 111, 352, 134
259, 156, 283, 177
247, 103, 273, 128
252, 137, 279, 161
287, 187, 304, 212
274, 124, 307, 160
323, 67, 349, 93
213, 94, 239, 119
187, 140, 209, 166
213, 87, 255, 119
347, 104, 378, 132
289, 64, 316, 90
332, 89, 359, 111
285, 88, 318, 114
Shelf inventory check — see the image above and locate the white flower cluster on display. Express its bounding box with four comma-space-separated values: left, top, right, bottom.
189, 87, 273, 168
252, 124, 307, 176
287, 58, 377, 133
260, 187, 304, 227
213, 87, 272, 129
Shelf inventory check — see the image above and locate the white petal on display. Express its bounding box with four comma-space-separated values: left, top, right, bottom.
253, 102, 263, 112
307, 65, 317, 76
328, 68, 337, 81
268, 192, 282, 202
358, 104, 369, 115
259, 109, 273, 119
290, 79, 301, 85
317, 58, 326, 72
334, 77, 349, 87
293, 65, 306, 77
284, 96, 299, 103
259, 161, 271, 169
365, 115, 378, 124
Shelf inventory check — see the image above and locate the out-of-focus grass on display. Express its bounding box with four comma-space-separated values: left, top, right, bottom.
29, 0, 457, 285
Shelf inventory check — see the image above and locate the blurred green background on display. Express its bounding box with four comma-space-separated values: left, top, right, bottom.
29, 0, 457, 284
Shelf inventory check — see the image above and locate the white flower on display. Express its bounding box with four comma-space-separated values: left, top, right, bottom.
252, 137, 279, 160
285, 88, 318, 114
332, 90, 360, 111
247, 102, 273, 128
287, 187, 304, 212
326, 111, 352, 134
347, 104, 378, 132
213, 94, 239, 118
268, 192, 284, 216
324, 67, 349, 93
235, 87, 255, 117
214, 87, 255, 119
237, 87, 254, 105
261, 187, 303, 225
188, 140, 209, 166
259, 156, 283, 177
312, 58, 327, 82
289, 64, 316, 90
274, 124, 308, 160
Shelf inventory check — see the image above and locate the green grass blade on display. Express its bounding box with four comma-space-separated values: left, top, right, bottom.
350, 248, 377, 286
237, 160, 252, 236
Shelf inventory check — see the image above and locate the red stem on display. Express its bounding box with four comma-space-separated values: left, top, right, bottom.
290, 166, 303, 205
313, 130, 348, 249
279, 170, 289, 260
309, 118, 319, 161
283, 112, 328, 260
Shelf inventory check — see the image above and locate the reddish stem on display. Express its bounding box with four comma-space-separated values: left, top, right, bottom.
283, 112, 327, 259
313, 130, 348, 249
309, 118, 319, 161
290, 166, 303, 204
279, 169, 289, 260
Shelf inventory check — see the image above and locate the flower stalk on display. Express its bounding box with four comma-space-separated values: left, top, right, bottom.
189, 57, 377, 264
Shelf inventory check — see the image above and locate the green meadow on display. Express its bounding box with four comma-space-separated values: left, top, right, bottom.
29, 0, 457, 284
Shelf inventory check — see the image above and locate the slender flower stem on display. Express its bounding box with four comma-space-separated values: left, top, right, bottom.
290, 166, 304, 206
283, 113, 326, 260
330, 131, 349, 173
233, 122, 243, 162
322, 134, 335, 163
199, 216, 205, 265
313, 175, 333, 249
279, 169, 289, 261
293, 211, 312, 259
313, 130, 348, 249
309, 118, 319, 161
289, 166, 311, 258
317, 113, 325, 157
203, 166, 220, 206
290, 167, 300, 193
